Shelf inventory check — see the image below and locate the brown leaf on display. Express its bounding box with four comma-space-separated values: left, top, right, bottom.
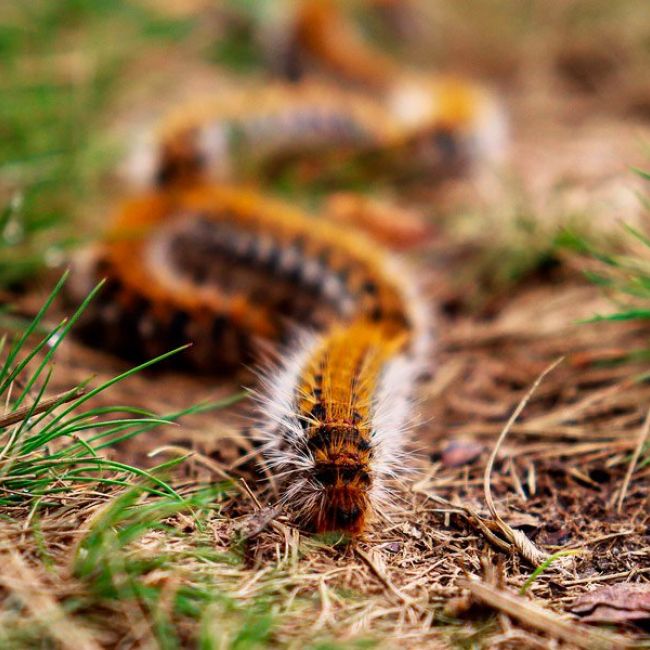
572, 583, 650, 625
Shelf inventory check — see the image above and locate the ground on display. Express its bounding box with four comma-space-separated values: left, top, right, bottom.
1, 1, 650, 648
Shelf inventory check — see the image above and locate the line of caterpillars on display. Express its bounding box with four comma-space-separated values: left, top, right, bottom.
72, 184, 420, 534
71, 0, 493, 534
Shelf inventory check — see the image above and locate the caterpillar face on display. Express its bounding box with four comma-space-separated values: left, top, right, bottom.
302, 420, 373, 534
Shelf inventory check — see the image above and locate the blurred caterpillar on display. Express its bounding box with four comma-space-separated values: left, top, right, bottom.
129, 2, 506, 190
71, 185, 430, 534
279, 0, 404, 88
134, 77, 505, 189
148, 82, 400, 188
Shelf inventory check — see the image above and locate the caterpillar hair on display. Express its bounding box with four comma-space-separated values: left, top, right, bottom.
70, 184, 431, 534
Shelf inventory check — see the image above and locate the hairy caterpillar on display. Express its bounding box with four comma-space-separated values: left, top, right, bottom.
126, 53, 505, 188
145, 82, 399, 188
71, 184, 429, 534
289, 0, 403, 89
139, 80, 505, 189
257, 0, 413, 86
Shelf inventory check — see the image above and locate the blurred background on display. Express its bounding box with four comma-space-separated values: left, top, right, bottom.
2, 0, 650, 298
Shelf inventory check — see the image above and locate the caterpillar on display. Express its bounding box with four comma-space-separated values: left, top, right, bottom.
127, 38, 505, 190
288, 0, 404, 89
148, 82, 400, 188
138, 79, 505, 190
258, 0, 412, 87
70, 184, 429, 534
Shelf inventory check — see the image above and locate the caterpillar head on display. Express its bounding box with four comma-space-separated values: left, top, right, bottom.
387, 74, 508, 174
307, 422, 373, 534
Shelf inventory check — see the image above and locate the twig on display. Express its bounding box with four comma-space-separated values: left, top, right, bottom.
0, 386, 88, 430
412, 490, 512, 552
461, 576, 633, 650
354, 546, 419, 608
617, 405, 650, 513
238, 504, 283, 540
483, 357, 564, 566
564, 529, 635, 550
484, 357, 563, 519
314, 577, 333, 630
239, 477, 263, 510
562, 567, 650, 586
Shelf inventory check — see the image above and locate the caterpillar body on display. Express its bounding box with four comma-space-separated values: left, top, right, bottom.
151, 82, 399, 188
71, 185, 429, 533
144, 80, 504, 190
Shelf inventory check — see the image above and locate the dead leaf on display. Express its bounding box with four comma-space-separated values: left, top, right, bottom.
572, 583, 650, 625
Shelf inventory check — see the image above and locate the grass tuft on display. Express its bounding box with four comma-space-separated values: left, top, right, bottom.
570, 170, 650, 325
0, 275, 238, 507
